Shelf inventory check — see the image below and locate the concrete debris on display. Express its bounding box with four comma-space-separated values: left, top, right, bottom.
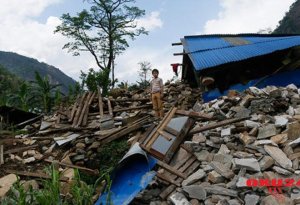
3, 82, 300, 204
133, 84, 300, 204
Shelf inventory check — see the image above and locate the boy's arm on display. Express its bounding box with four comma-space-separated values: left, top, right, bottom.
149, 80, 152, 101
160, 78, 164, 98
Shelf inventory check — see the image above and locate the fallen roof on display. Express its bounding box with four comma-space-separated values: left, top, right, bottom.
181, 34, 300, 71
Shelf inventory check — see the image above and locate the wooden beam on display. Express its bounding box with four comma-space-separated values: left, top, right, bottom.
4, 144, 38, 155
189, 117, 249, 135
76, 92, 93, 127
44, 159, 99, 175
97, 86, 104, 117
109, 98, 149, 102
15, 114, 43, 128
176, 110, 213, 120
82, 92, 96, 126
157, 160, 187, 179
173, 52, 186, 56
0, 145, 3, 165
113, 105, 151, 113
107, 98, 113, 116
156, 172, 181, 187
158, 130, 173, 141
101, 116, 150, 144
164, 126, 179, 136
144, 107, 177, 148
164, 118, 195, 163
5, 170, 69, 182
171, 42, 182, 46
72, 92, 88, 126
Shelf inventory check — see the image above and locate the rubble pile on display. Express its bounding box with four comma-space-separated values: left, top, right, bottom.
133, 84, 300, 205
0, 81, 201, 200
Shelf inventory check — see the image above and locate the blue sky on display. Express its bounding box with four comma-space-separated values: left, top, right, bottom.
0, 0, 295, 84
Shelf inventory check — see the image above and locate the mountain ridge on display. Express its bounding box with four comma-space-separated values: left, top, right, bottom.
0, 51, 76, 94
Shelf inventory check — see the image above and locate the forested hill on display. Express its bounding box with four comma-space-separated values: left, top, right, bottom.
273, 0, 300, 34
0, 51, 76, 94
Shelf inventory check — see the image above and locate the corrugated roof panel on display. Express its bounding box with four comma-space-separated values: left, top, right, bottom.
184, 36, 232, 52
183, 35, 300, 71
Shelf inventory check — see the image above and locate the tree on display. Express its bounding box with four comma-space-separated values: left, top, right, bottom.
7, 82, 33, 111
33, 72, 61, 113
80, 68, 111, 95
55, 0, 148, 89
137, 61, 151, 89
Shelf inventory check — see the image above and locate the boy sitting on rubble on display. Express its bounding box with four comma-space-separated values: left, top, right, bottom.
150, 69, 164, 118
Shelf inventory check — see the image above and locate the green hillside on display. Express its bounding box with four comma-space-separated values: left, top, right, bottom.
273, 0, 300, 34
0, 51, 76, 94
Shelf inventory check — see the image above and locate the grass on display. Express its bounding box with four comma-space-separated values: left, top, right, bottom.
1, 165, 113, 205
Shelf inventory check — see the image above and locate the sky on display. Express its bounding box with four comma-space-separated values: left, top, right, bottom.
0, 0, 296, 85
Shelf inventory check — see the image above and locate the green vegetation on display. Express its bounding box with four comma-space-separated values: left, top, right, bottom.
0, 65, 81, 115
0, 51, 76, 94
273, 0, 300, 34
1, 165, 112, 205
96, 139, 129, 174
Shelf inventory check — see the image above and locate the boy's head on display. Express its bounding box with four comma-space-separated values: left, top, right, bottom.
152, 69, 159, 78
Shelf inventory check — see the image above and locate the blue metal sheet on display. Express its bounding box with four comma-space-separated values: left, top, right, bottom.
95, 143, 157, 205
182, 35, 300, 71
202, 69, 300, 102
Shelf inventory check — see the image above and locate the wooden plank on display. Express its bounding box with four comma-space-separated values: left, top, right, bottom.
160, 158, 199, 200
110, 98, 150, 102
4, 144, 38, 155
176, 110, 213, 120
0, 145, 3, 165
44, 159, 99, 175
189, 117, 249, 135
72, 92, 88, 126
157, 130, 173, 141
164, 126, 180, 136
76, 92, 93, 127
156, 173, 180, 187
145, 107, 177, 148
97, 86, 104, 117
15, 114, 43, 128
69, 96, 81, 122
101, 117, 149, 144
147, 148, 165, 160
157, 160, 187, 179
164, 118, 195, 163
160, 185, 176, 199
139, 124, 156, 144
5, 170, 69, 182
113, 105, 151, 113
107, 98, 113, 116
82, 92, 96, 126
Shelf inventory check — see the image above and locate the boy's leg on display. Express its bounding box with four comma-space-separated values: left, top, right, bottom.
156, 93, 164, 118
152, 93, 159, 117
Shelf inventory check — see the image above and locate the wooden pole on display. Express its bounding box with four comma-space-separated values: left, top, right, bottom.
97, 86, 104, 118
0, 145, 4, 165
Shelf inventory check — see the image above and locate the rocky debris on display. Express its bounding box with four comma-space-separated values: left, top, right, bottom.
132, 84, 300, 205
0, 174, 17, 197
0, 80, 202, 201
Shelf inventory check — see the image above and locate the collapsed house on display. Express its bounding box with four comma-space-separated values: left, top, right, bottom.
2, 34, 300, 205
174, 34, 300, 102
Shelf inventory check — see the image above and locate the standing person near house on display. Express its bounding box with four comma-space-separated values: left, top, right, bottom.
150, 69, 164, 118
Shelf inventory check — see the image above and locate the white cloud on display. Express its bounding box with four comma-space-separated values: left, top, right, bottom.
203, 0, 295, 34
0, 1, 164, 83
136, 11, 163, 31
0, 0, 95, 81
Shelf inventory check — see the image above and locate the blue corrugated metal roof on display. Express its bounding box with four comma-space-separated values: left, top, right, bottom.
181, 34, 300, 71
